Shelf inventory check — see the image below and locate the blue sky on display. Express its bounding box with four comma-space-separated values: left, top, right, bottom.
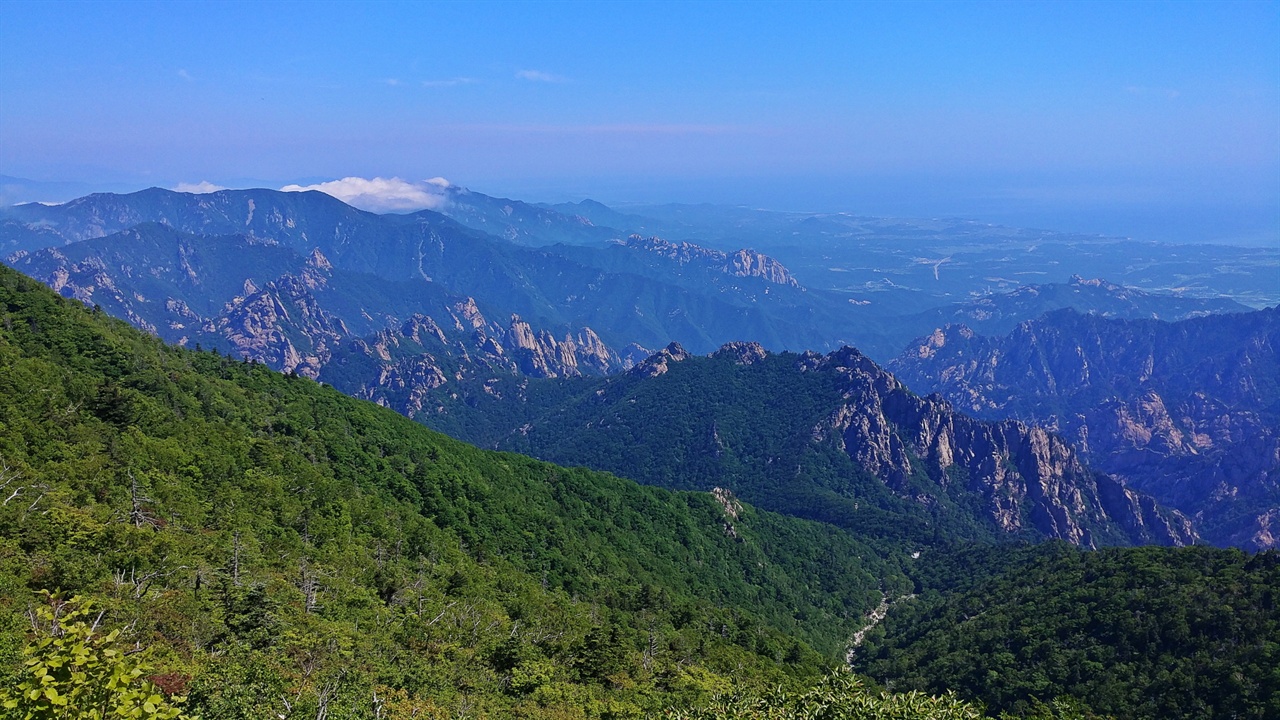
1, 0, 1277, 242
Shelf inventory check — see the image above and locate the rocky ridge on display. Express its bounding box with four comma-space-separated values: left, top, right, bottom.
809, 346, 1195, 546
468, 342, 1195, 548
3, 188, 864, 356
620, 235, 800, 287
7, 222, 630, 394
889, 307, 1280, 548
339, 308, 633, 418
627, 341, 692, 378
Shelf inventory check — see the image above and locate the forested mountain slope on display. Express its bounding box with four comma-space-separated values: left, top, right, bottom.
3, 259, 1273, 719
857, 543, 1280, 720
410, 342, 1194, 548
0, 263, 902, 717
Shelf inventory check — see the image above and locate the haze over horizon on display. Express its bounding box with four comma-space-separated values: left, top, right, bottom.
2, 0, 1277, 245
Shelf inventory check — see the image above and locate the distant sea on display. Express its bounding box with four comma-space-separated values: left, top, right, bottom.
528, 174, 1280, 248
945, 201, 1280, 248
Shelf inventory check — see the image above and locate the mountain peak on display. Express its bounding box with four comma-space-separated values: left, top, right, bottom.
630, 341, 690, 377
713, 341, 768, 364
662, 341, 690, 360
306, 247, 333, 271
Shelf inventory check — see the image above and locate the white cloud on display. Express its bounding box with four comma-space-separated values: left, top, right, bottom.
280, 176, 450, 213
422, 77, 476, 88
516, 69, 565, 83
177, 69, 193, 82
174, 181, 226, 194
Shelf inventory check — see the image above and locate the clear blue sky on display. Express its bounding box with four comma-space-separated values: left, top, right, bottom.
2, 0, 1277, 242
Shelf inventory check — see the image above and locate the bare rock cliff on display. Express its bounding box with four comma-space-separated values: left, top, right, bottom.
622, 235, 800, 287
814, 347, 1196, 547
889, 308, 1279, 549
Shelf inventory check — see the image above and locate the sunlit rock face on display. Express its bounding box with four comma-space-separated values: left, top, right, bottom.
621, 235, 801, 288
811, 346, 1195, 548
890, 307, 1280, 549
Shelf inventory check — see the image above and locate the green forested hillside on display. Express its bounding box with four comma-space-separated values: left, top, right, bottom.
4, 260, 1277, 720
857, 543, 1280, 719
412, 343, 1187, 548
411, 349, 995, 547
0, 264, 902, 717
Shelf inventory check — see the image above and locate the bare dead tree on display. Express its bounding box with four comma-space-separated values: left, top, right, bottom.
0, 460, 22, 505
313, 677, 339, 720
1, 462, 49, 519
297, 557, 332, 614
231, 531, 242, 587
411, 555, 428, 617
21, 483, 50, 520
133, 565, 187, 599
522, 626, 566, 646
424, 601, 458, 628
642, 627, 660, 672
114, 560, 187, 600
454, 694, 474, 720
127, 471, 158, 529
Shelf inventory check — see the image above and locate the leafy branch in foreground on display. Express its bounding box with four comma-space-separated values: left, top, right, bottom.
1, 593, 194, 720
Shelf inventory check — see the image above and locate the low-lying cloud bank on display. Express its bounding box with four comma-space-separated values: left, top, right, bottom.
280, 176, 451, 213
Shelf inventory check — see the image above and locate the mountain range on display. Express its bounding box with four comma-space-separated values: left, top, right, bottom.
2, 188, 858, 359
890, 307, 1280, 549
0, 262, 901, 716
2, 180, 1279, 717
2, 261, 1276, 718
407, 340, 1198, 548
3, 188, 1250, 392
2, 186, 1271, 551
